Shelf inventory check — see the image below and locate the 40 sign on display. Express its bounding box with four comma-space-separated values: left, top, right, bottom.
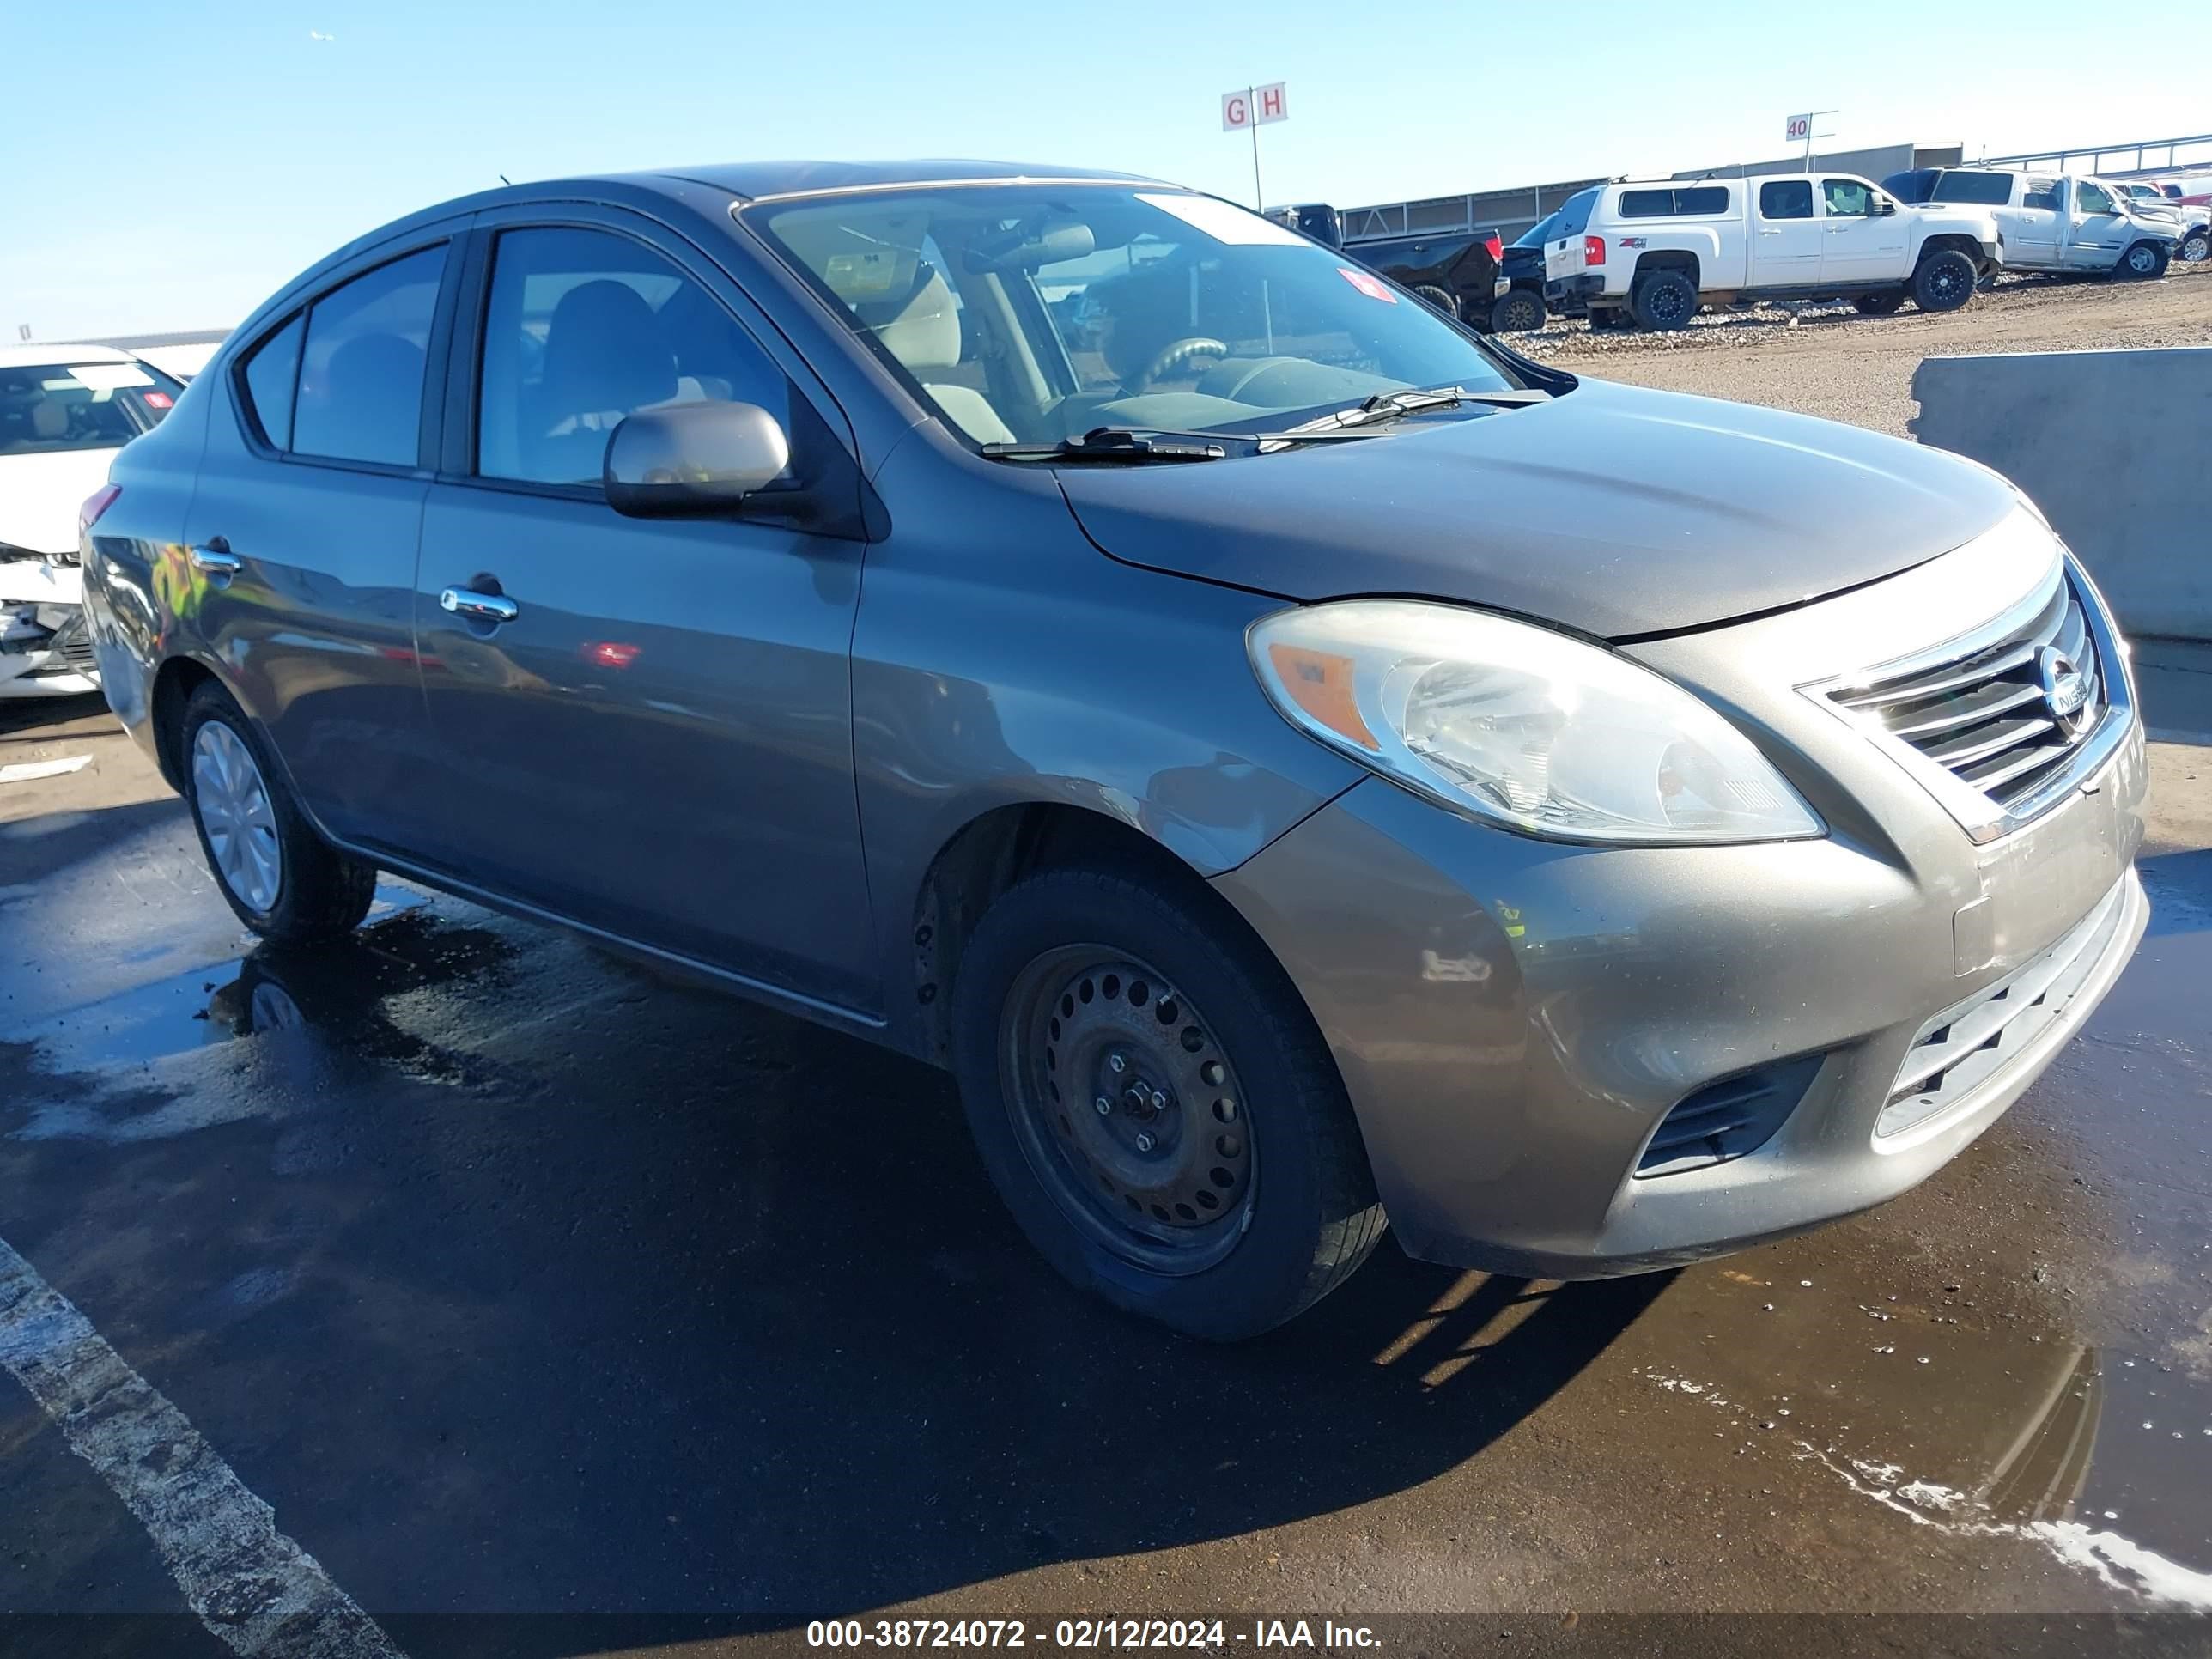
1223, 83, 1289, 131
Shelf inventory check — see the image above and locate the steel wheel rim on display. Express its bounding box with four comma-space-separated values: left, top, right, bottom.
2129, 246, 2157, 274
1000, 945, 1256, 1275
2181, 236, 2208, 264
192, 720, 283, 915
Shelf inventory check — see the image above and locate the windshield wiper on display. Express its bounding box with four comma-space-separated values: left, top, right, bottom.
981, 424, 1387, 464
1285, 384, 1554, 438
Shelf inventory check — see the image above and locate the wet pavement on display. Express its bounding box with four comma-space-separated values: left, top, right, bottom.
3, 690, 2210, 1653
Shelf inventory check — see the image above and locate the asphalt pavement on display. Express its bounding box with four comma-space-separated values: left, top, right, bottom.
3, 684, 2210, 1657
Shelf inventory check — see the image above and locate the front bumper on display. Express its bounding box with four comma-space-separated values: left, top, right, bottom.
1212, 524, 2148, 1277
1, 580, 99, 699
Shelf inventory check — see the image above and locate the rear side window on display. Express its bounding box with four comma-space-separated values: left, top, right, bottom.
2022, 177, 2062, 210
1618, 185, 1731, 218
1759, 180, 1813, 220
239, 315, 304, 450
475, 225, 795, 488
1931, 171, 2013, 206
291, 246, 446, 466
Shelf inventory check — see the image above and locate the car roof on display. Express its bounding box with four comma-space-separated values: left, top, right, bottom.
0, 341, 141, 370
644, 158, 1161, 201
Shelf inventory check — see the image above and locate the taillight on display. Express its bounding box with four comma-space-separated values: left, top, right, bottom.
1583, 234, 1607, 267
79, 484, 121, 532
1484, 232, 1504, 263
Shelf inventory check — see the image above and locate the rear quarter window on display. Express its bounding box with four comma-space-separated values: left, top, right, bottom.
1932, 171, 2014, 206
238, 315, 305, 450
1618, 185, 1732, 218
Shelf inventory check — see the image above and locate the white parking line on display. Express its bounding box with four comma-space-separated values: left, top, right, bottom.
0, 1236, 406, 1657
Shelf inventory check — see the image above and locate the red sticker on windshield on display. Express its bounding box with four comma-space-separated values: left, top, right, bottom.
143, 391, 173, 408
1337, 267, 1398, 302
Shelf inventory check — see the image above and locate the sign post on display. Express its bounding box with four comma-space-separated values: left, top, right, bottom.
1222, 82, 1289, 209
1786, 110, 1837, 171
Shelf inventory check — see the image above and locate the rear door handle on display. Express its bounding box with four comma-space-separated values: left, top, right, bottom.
189, 540, 240, 576
440, 586, 519, 624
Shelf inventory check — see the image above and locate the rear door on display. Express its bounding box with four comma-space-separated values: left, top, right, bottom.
1818, 177, 1908, 283
406, 208, 878, 1010
179, 232, 464, 850
1750, 179, 1820, 285
1999, 176, 2063, 267
1543, 189, 1601, 284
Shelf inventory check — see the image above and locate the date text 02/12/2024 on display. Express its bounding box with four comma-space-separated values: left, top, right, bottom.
805, 1619, 1382, 1650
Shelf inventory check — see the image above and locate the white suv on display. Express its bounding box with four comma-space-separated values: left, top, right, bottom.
1543, 173, 2003, 331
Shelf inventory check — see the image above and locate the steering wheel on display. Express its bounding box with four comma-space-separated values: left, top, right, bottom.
1132, 337, 1229, 392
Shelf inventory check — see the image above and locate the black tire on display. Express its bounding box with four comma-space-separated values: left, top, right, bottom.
1489, 288, 1547, 333
2117, 240, 2169, 280
1853, 292, 1905, 316
951, 865, 1386, 1340
1411, 284, 1459, 319
1911, 248, 1978, 313
180, 681, 376, 943
1630, 269, 1698, 331
2179, 228, 2209, 264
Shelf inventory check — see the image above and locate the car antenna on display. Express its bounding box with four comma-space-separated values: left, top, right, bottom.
498, 174, 513, 186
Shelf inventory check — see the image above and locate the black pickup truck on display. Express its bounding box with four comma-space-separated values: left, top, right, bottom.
1269, 204, 1507, 329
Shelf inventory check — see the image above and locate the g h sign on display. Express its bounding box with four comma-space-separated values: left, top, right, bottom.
1223, 82, 1289, 131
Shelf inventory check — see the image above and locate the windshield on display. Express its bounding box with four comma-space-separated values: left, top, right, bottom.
751, 185, 1521, 451
1, 360, 182, 458
1511, 211, 1564, 248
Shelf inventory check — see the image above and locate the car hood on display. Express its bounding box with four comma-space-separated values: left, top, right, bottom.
0, 447, 119, 557
1054, 379, 2020, 639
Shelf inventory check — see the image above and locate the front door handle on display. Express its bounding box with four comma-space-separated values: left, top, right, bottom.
189, 541, 241, 576
440, 586, 519, 625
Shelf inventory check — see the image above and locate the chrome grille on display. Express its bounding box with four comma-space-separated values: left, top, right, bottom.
1829, 566, 2102, 811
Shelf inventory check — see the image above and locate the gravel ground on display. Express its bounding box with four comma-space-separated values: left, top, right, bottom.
1518, 265, 2212, 437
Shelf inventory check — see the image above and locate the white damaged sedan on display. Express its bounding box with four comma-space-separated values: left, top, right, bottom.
3, 343, 185, 698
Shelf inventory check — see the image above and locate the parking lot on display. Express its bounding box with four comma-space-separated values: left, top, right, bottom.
6, 292, 2212, 1654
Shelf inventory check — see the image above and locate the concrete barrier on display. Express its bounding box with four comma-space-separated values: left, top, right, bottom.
1911, 347, 2211, 643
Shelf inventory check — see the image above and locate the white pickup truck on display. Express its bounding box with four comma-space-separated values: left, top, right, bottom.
1543, 173, 2002, 331
1880, 167, 2184, 277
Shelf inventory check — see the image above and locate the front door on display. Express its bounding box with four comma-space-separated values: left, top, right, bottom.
408, 217, 878, 1012
1817, 178, 1908, 284
1750, 178, 1821, 286
2061, 179, 2131, 270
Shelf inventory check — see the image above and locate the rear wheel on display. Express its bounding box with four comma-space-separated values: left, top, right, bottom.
1630, 269, 1698, 331
1411, 284, 1459, 319
2179, 228, 2209, 264
1490, 288, 1547, 333
181, 681, 376, 943
1853, 292, 1905, 316
2118, 240, 2169, 280
1911, 248, 1978, 312
951, 866, 1386, 1340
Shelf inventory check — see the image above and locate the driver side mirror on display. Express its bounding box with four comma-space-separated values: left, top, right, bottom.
1873, 196, 1897, 216
604, 401, 790, 520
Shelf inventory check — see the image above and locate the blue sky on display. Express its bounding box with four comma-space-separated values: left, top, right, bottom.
8, 0, 2211, 338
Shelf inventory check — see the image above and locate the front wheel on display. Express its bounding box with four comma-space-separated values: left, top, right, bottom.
2179, 228, 2209, 264
1853, 292, 1905, 316
1911, 248, 1978, 312
181, 681, 377, 943
2118, 240, 2169, 280
951, 866, 1386, 1340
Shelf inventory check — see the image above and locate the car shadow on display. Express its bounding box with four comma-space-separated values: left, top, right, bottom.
0, 903, 1679, 1638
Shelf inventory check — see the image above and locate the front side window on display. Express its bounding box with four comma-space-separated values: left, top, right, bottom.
1759, 180, 1814, 220
2077, 181, 2117, 215
1822, 179, 1875, 217
0, 360, 182, 457
292, 246, 445, 466
752, 185, 1521, 451
475, 225, 794, 488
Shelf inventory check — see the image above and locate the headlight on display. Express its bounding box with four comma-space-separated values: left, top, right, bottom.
1249, 600, 1823, 845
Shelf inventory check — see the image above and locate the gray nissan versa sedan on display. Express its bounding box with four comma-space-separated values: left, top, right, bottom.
82, 160, 2148, 1339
